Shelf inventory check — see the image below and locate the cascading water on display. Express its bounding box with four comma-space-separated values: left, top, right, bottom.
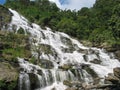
8, 9, 120, 90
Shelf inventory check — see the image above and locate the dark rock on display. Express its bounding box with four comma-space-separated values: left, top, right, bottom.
40, 59, 54, 69
113, 67, 120, 78
115, 50, 120, 60
63, 80, 72, 87
77, 48, 88, 54
61, 47, 74, 53
29, 73, 41, 89
37, 69, 43, 75
105, 73, 119, 84
104, 67, 120, 90
83, 65, 98, 78
83, 55, 88, 61
105, 47, 117, 52
90, 59, 101, 64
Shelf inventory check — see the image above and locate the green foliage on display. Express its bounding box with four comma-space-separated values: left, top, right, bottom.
57, 18, 77, 36
0, 31, 31, 62
17, 27, 25, 34
4, 0, 120, 46
0, 80, 17, 90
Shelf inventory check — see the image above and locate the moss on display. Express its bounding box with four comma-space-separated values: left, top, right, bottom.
58, 64, 72, 71
39, 44, 55, 55
17, 27, 25, 34
29, 56, 36, 64
0, 31, 31, 62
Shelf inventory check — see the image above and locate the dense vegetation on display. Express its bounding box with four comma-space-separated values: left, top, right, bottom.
4, 0, 120, 47
0, 30, 31, 62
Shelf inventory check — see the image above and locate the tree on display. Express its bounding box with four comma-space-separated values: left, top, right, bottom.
109, 4, 120, 40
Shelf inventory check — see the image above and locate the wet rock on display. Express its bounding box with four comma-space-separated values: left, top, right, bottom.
83, 65, 98, 78
65, 87, 78, 90
61, 47, 75, 53
115, 50, 120, 60
90, 59, 101, 64
113, 67, 120, 78
51, 87, 56, 90
58, 64, 72, 71
83, 55, 88, 61
77, 48, 88, 54
63, 80, 72, 87
104, 67, 120, 90
39, 44, 55, 55
63, 80, 83, 90
37, 69, 43, 75
40, 59, 54, 69
29, 73, 41, 89
105, 73, 119, 84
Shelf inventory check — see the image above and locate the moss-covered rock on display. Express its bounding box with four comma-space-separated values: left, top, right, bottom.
39, 44, 56, 55
39, 59, 54, 69
0, 5, 12, 30
63, 80, 72, 87
58, 64, 72, 71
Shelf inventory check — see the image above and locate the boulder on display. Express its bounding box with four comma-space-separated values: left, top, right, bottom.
113, 67, 120, 78
104, 67, 120, 90
115, 50, 120, 60
105, 73, 119, 84
65, 87, 78, 90
90, 59, 101, 64
63, 80, 72, 87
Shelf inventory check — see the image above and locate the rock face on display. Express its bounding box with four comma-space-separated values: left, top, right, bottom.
0, 5, 12, 30
115, 50, 120, 60
104, 67, 120, 90
0, 62, 18, 82
0, 62, 18, 90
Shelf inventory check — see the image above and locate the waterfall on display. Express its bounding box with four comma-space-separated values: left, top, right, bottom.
8, 9, 120, 90
19, 73, 30, 90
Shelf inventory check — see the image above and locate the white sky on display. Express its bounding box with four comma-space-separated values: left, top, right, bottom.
49, 0, 96, 11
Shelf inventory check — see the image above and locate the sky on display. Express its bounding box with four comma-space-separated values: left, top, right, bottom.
0, 0, 96, 11
0, 0, 6, 5
49, 0, 96, 11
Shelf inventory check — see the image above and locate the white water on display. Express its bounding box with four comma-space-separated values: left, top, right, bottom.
8, 9, 120, 90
